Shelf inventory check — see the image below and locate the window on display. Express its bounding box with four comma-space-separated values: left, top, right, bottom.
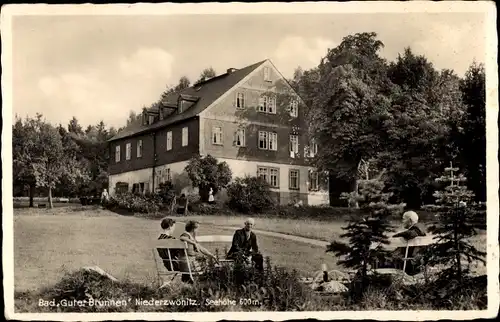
257, 167, 268, 182
160, 168, 171, 183
258, 131, 268, 149
236, 93, 245, 108
182, 127, 188, 147
257, 166, 279, 188
166, 131, 172, 151
235, 129, 246, 147
269, 132, 277, 151
309, 140, 318, 157
268, 97, 276, 114
290, 99, 298, 117
137, 140, 143, 158
125, 143, 131, 160
148, 115, 155, 125
178, 100, 185, 114
212, 126, 223, 145
269, 168, 279, 188
289, 169, 299, 190
258, 131, 278, 150
115, 145, 121, 162
263, 67, 271, 82
259, 96, 277, 114
290, 135, 299, 157
309, 171, 319, 191
259, 96, 268, 112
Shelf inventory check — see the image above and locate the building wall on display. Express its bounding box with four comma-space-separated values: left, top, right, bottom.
200, 61, 311, 166
216, 157, 329, 206
109, 160, 193, 196
108, 118, 199, 175
108, 133, 155, 175
155, 118, 200, 166
108, 167, 153, 196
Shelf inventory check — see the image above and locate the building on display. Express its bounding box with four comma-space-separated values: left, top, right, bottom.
108, 59, 329, 205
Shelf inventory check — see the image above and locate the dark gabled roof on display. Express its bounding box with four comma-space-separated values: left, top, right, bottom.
109, 59, 267, 142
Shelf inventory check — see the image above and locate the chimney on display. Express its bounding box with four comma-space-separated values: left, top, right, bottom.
227, 68, 237, 74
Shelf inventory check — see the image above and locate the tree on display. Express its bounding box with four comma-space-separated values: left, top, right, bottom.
327, 177, 405, 296
424, 163, 486, 283
195, 67, 216, 85
459, 62, 486, 202
184, 154, 232, 202
68, 116, 84, 136
380, 47, 463, 207
126, 110, 142, 127
306, 32, 394, 206
27, 115, 88, 208
13, 116, 38, 206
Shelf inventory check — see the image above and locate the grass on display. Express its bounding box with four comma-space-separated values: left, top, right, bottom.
14, 207, 340, 292
13, 206, 487, 292
176, 214, 346, 242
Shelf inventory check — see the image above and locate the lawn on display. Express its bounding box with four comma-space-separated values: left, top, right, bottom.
13, 208, 340, 292
175, 214, 345, 242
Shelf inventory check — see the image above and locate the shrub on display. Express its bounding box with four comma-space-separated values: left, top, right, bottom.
106, 192, 161, 215
185, 154, 232, 202
226, 176, 276, 214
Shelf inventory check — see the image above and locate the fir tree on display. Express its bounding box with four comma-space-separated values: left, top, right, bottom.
327, 177, 405, 293
425, 162, 486, 282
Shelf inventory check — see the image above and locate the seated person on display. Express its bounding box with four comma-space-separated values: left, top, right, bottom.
391, 211, 427, 275
226, 218, 264, 271
393, 211, 426, 240
178, 221, 218, 283
156, 217, 180, 271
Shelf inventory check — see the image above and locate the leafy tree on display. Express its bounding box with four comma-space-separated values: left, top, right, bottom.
327, 177, 405, 296
459, 62, 486, 202
13, 116, 38, 206
68, 116, 84, 136
126, 110, 143, 127
184, 154, 232, 202
226, 176, 276, 213
26, 115, 88, 208
306, 32, 394, 206
380, 47, 463, 207
195, 67, 217, 85
424, 163, 486, 282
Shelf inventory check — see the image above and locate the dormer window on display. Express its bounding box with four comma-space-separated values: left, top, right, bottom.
148, 115, 155, 125
178, 100, 185, 114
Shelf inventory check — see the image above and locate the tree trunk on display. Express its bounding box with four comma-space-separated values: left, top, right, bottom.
48, 187, 53, 209
29, 184, 35, 207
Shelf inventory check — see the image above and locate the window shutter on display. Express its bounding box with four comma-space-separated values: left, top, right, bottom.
233, 92, 237, 108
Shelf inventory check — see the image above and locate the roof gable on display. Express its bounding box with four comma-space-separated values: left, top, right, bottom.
109, 60, 267, 141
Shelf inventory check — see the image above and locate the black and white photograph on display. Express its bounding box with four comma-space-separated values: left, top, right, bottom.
2, 2, 498, 320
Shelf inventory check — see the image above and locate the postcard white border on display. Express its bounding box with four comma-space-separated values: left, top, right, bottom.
2, 2, 498, 321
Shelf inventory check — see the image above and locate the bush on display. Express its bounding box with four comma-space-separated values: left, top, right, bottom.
106, 192, 161, 215
226, 176, 276, 214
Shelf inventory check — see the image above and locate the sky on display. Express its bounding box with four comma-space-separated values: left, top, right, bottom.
10, 11, 487, 129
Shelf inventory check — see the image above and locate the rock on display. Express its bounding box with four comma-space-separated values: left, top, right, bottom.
82, 266, 118, 281
317, 281, 349, 294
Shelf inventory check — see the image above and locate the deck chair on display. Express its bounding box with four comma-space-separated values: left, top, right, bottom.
152, 239, 200, 287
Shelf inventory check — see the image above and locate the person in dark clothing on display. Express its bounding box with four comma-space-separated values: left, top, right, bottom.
227, 218, 263, 271
393, 211, 426, 240
157, 218, 180, 271
392, 211, 427, 275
